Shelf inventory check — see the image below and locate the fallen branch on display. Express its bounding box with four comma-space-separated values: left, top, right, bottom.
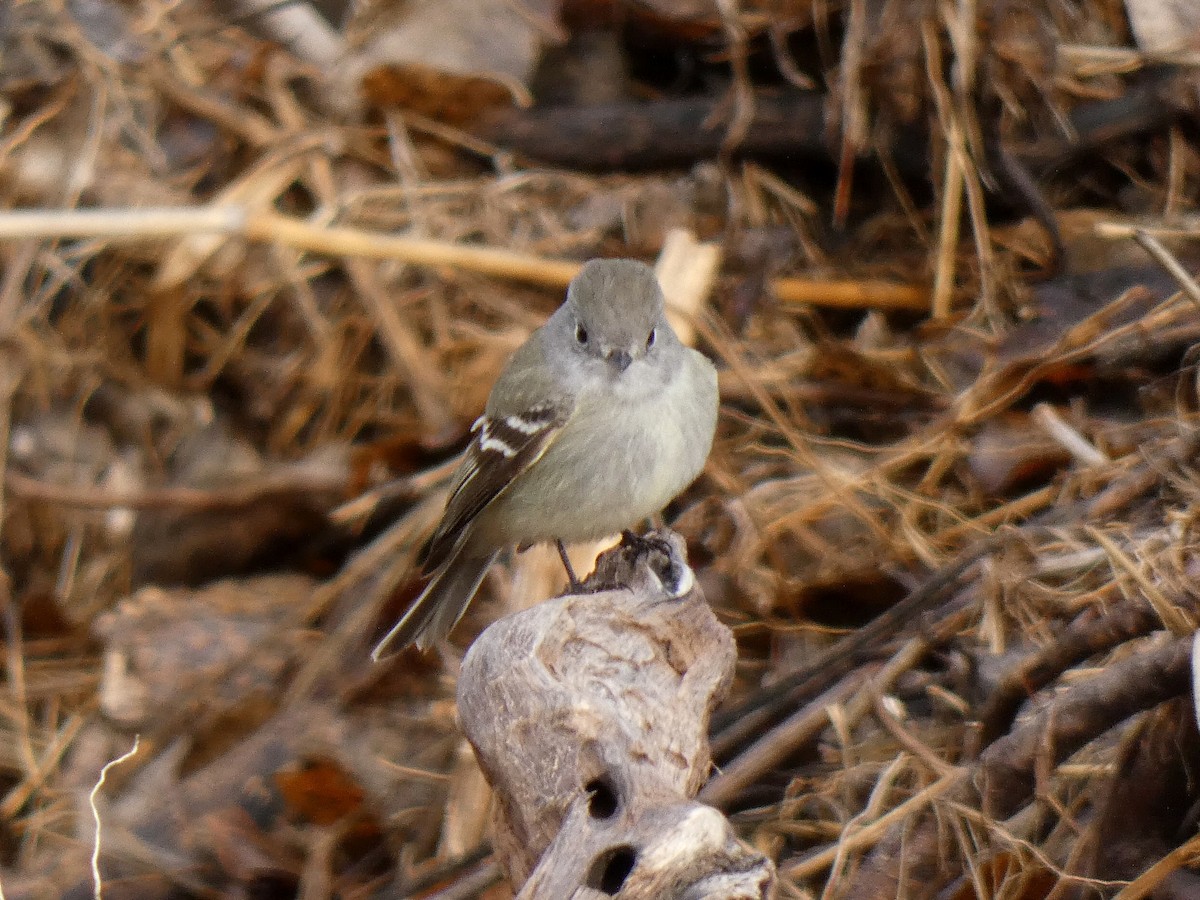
975, 598, 1161, 749
456, 532, 774, 898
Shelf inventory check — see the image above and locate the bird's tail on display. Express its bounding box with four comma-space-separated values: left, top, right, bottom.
371, 551, 498, 659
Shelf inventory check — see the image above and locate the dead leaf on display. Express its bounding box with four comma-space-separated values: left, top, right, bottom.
1125, 0, 1200, 53
343, 0, 566, 119
967, 412, 1072, 496
94, 575, 312, 727
275, 756, 368, 827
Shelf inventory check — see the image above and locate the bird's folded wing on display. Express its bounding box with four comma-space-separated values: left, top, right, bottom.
423, 401, 570, 571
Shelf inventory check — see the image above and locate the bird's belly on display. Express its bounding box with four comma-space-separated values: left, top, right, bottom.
480, 392, 706, 545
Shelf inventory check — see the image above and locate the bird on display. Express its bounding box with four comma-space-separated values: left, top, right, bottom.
371, 258, 719, 657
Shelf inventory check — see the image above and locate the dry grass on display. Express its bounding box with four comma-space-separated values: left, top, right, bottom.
0, 0, 1199, 896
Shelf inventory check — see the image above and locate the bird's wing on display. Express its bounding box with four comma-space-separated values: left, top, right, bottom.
422, 400, 570, 571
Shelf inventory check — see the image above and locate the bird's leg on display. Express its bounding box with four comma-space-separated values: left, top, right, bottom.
555, 539, 583, 592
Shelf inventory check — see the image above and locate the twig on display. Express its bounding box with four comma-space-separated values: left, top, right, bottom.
416, 858, 502, 900
1129, 229, 1200, 313
5, 468, 348, 510
392, 846, 495, 899
978, 634, 1192, 819
0, 206, 929, 312
0, 206, 247, 240
1093, 218, 1200, 239
770, 276, 927, 311
1031, 403, 1109, 467
925, 20, 965, 320
715, 0, 755, 157
1113, 829, 1200, 899
1085, 527, 1194, 636
704, 637, 929, 808
90, 735, 140, 900
1059, 43, 1200, 72
975, 599, 1159, 750
701, 671, 866, 808
847, 635, 1193, 895
710, 540, 990, 756
782, 769, 967, 879
0, 713, 87, 819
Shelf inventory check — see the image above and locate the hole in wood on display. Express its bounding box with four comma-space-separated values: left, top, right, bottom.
585, 776, 619, 819
587, 844, 637, 895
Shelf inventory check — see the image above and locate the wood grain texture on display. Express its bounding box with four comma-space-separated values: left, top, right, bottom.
457, 531, 774, 898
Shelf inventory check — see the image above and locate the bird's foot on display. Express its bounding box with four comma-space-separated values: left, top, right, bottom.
620, 529, 672, 558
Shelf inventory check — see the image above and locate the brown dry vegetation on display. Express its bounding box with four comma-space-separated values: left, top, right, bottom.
1, 0, 1200, 897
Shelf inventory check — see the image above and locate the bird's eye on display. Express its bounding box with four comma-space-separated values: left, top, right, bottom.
646, 328, 657, 349
575, 323, 588, 344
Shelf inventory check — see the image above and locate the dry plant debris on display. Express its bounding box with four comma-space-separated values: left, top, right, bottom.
0, 0, 1198, 896
458, 532, 773, 898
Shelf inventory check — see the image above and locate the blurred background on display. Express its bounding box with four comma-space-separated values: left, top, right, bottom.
0, 0, 1199, 896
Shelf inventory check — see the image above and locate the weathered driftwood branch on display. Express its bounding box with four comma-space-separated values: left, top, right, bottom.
457, 531, 775, 899
474, 74, 1195, 174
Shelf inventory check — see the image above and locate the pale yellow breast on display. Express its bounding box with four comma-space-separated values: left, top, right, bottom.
477, 350, 716, 547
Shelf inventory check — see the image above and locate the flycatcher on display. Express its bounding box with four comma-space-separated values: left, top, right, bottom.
372, 258, 719, 657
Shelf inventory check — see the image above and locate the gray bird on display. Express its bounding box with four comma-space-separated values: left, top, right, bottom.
372, 258, 719, 656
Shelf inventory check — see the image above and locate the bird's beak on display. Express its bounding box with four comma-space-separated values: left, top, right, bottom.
607, 349, 633, 372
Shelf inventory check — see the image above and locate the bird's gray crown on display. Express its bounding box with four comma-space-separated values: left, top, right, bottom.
565, 259, 666, 349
